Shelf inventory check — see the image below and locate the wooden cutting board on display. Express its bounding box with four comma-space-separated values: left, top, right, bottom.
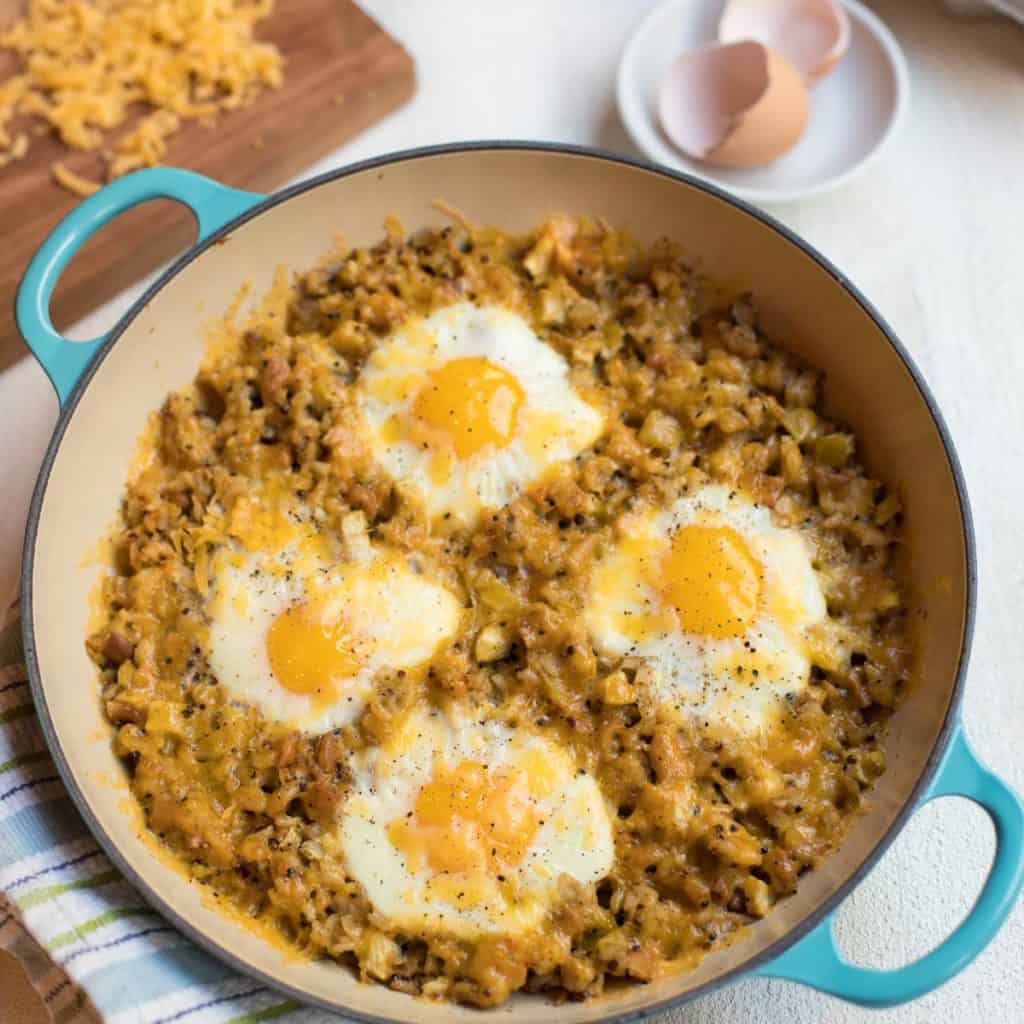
0, 0, 415, 372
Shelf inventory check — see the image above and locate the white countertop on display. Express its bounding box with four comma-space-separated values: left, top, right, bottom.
4, 2, 1022, 1022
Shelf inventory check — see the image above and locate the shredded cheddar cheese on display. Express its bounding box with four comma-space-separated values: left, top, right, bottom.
52, 161, 102, 195
0, 0, 282, 193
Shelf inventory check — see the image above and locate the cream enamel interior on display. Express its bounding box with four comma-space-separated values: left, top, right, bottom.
27, 148, 968, 1022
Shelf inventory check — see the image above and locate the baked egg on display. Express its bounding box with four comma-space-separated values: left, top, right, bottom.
357, 302, 605, 526
204, 493, 462, 735
340, 708, 614, 937
584, 484, 832, 734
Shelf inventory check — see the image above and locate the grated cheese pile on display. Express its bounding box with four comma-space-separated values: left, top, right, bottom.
0, 0, 283, 194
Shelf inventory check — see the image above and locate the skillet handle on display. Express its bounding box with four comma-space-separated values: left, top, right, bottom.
754, 722, 1024, 1006
16, 168, 264, 407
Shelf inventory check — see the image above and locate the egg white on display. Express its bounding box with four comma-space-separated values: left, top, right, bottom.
340, 708, 614, 937
584, 484, 832, 735
205, 542, 463, 735
357, 302, 605, 525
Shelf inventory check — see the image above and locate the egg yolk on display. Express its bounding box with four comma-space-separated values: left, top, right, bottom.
266, 601, 361, 695
661, 525, 762, 640
388, 760, 539, 876
412, 357, 525, 458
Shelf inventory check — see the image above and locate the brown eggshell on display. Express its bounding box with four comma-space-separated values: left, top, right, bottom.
719, 0, 850, 81
658, 40, 809, 169
705, 46, 809, 167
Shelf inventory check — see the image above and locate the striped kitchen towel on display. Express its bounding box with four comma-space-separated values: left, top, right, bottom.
0, 607, 338, 1024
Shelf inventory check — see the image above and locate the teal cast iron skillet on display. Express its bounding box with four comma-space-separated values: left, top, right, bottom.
16, 143, 1024, 1019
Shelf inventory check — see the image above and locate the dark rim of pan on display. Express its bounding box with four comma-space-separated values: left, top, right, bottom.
20, 141, 976, 1024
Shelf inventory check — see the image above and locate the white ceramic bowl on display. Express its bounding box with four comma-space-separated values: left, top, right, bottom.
618, 0, 909, 203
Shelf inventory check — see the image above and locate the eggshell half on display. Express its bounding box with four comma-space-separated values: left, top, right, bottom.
719, 0, 851, 81
658, 40, 809, 169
